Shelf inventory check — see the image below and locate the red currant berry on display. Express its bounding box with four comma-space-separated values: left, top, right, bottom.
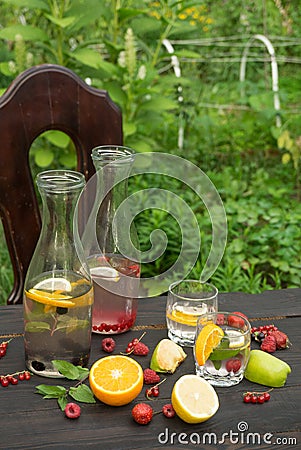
1, 377, 9, 387
146, 388, 153, 397
18, 372, 25, 381
263, 392, 271, 402
152, 387, 159, 397
0, 348, 6, 357
243, 394, 252, 403
251, 395, 258, 403
24, 371, 31, 380
132, 338, 139, 346
10, 377, 18, 385
257, 395, 265, 404
127, 342, 134, 349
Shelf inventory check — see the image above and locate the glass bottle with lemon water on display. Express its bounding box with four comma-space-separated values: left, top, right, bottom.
23, 170, 93, 377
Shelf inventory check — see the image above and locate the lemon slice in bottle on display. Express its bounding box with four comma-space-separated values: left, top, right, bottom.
90, 267, 120, 282
26, 277, 75, 308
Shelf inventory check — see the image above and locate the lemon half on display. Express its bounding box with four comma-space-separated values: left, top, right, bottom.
171, 374, 219, 424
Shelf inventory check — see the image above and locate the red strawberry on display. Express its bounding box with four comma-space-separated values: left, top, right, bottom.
143, 369, 160, 384
225, 358, 241, 373
261, 334, 277, 353
228, 311, 249, 329
268, 330, 290, 350
133, 342, 149, 356
132, 403, 153, 425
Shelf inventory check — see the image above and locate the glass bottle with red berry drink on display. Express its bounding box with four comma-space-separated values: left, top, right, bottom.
83, 146, 140, 334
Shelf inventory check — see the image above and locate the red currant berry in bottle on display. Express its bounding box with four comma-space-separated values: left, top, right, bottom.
263, 392, 271, 402
251, 395, 258, 403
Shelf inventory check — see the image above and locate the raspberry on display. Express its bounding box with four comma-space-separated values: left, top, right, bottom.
268, 330, 290, 350
64, 402, 81, 419
143, 369, 160, 384
162, 404, 176, 418
228, 311, 248, 329
133, 342, 149, 356
260, 334, 277, 353
225, 358, 241, 373
101, 337, 116, 353
132, 403, 153, 425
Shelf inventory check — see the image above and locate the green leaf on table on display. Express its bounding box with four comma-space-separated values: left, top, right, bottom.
58, 395, 68, 411
69, 384, 96, 404
36, 384, 67, 398
52, 360, 89, 380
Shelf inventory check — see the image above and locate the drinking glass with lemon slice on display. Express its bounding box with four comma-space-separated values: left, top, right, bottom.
166, 280, 218, 347
194, 312, 251, 386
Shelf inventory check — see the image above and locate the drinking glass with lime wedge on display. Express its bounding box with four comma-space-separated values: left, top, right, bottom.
194, 312, 251, 386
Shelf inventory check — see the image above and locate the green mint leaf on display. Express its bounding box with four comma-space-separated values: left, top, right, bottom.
52, 360, 88, 380
25, 321, 51, 332
69, 384, 96, 404
36, 384, 67, 398
58, 395, 68, 411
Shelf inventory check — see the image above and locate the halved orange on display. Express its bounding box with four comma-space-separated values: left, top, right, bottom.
89, 355, 143, 406
195, 323, 224, 366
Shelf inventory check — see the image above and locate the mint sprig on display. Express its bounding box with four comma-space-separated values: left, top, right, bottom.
35, 360, 95, 411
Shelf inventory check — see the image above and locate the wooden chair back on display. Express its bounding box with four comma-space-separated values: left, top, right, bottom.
0, 64, 122, 304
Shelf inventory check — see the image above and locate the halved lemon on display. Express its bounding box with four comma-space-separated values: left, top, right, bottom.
226, 329, 245, 349
167, 304, 207, 326
195, 323, 224, 366
89, 355, 143, 406
90, 267, 120, 282
171, 374, 219, 423
33, 277, 72, 292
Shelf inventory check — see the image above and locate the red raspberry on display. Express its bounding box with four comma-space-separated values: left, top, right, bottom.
162, 404, 176, 418
225, 358, 241, 373
133, 342, 149, 356
143, 369, 160, 384
228, 311, 248, 329
64, 402, 81, 419
101, 337, 116, 353
268, 330, 290, 350
261, 335, 277, 353
132, 403, 153, 425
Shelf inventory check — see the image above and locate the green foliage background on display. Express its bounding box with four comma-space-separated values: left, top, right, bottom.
0, 0, 301, 303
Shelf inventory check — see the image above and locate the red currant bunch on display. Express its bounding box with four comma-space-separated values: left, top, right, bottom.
251, 325, 278, 342
243, 389, 272, 404
0, 339, 12, 358
145, 378, 166, 400
0, 371, 31, 387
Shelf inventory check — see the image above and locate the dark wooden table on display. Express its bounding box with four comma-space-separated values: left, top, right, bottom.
1, 289, 300, 449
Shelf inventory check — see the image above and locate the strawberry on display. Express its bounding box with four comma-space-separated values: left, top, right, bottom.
228, 311, 249, 329
268, 330, 290, 350
132, 403, 153, 425
260, 334, 277, 353
143, 368, 160, 384
133, 342, 149, 356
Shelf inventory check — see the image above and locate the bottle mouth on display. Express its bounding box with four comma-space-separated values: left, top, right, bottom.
91, 146, 135, 166
37, 170, 85, 192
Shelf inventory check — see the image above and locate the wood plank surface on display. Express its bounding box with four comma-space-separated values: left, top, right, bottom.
0, 290, 300, 449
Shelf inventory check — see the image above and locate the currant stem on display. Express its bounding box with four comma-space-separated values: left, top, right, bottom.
243, 388, 273, 395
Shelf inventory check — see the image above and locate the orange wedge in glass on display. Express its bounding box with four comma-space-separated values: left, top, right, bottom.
195, 323, 224, 366
89, 355, 143, 406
